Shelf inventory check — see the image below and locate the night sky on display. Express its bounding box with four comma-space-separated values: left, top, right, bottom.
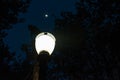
1, 0, 120, 80
4, 0, 78, 62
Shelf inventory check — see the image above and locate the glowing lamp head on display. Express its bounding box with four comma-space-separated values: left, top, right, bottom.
35, 32, 56, 55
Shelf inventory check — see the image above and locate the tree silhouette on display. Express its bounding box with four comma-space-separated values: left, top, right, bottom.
21, 25, 41, 65
48, 0, 120, 80
0, 0, 31, 80
21, 25, 41, 80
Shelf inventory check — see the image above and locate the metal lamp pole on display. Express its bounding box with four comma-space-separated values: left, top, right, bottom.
33, 32, 56, 80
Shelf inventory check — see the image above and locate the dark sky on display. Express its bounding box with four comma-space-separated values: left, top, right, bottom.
1, 0, 120, 80
4, 0, 78, 63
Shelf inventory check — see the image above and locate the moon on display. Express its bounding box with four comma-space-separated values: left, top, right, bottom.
45, 14, 48, 18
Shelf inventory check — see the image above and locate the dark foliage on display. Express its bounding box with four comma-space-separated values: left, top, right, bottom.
21, 25, 41, 80
0, 0, 30, 28
21, 25, 41, 62
0, 0, 31, 80
47, 0, 120, 79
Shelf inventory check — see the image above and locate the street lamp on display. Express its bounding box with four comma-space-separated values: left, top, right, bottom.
35, 32, 56, 55
33, 32, 56, 80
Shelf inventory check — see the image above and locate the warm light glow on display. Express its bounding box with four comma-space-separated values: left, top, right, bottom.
35, 32, 56, 55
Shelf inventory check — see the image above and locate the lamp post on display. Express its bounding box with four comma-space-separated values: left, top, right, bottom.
33, 32, 56, 80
